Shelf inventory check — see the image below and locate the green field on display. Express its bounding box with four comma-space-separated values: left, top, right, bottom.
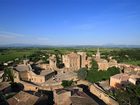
0, 49, 37, 62
0, 48, 140, 66
124, 61, 140, 66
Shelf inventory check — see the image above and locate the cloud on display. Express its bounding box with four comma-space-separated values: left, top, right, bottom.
0, 31, 25, 39
0, 31, 27, 44
0, 31, 51, 45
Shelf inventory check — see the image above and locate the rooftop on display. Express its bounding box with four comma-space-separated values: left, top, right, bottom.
7, 91, 39, 105
66, 52, 80, 58
0, 82, 10, 91
111, 73, 129, 81
15, 64, 31, 72
0, 70, 4, 75
39, 70, 54, 76
71, 94, 99, 105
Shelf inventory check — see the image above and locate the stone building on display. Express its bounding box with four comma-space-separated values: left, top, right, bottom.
14, 63, 55, 84
95, 48, 101, 60
62, 52, 81, 71
7, 91, 39, 105
49, 54, 57, 70
77, 52, 87, 68
110, 73, 140, 88
94, 49, 118, 70
86, 57, 92, 69
54, 87, 98, 105
54, 89, 71, 105
97, 59, 109, 70
110, 73, 129, 88
0, 82, 11, 94
108, 59, 118, 67
129, 74, 140, 85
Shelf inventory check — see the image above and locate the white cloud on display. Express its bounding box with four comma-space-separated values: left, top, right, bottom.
0, 31, 27, 44
0, 31, 25, 36
0, 31, 50, 45
0, 31, 25, 40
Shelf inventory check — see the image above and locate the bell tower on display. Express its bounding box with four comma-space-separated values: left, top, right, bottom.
96, 48, 100, 60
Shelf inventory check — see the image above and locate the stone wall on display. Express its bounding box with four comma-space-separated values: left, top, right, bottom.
20, 81, 39, 92
30, 75, 45, 83
54, 90, 71, 105
89, 84, 119, 105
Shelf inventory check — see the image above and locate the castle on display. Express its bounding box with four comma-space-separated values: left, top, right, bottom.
62, 52, 90, 71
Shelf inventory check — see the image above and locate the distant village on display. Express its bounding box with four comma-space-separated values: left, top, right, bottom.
0, 49, 140, 105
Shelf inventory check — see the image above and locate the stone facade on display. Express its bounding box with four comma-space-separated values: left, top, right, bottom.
54, 87, 98, 105
97, 59, 109, 70
110, 73, 140, 87
90, 84, 119, 105
14, 63, 55, 84
94, 49, 118, 70
77, 52, 87, 68
7, 91, 39, 105
62, 52, 81, 71
62, 52, 92, 71
110, 73, 129, 88
108, 59, 118, 67
54, 89, 71, 105
95, 48, 101, 60
49, 55, 57, 70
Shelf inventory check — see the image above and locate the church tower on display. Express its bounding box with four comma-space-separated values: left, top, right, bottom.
95, 48, 100, 60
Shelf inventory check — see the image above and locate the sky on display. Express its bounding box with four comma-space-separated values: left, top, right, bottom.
0, 0, 140, 45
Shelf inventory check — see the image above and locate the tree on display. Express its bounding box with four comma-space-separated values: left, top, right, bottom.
90, 60, 98, 71
61, 80, 73, 88
86, 66, 120, 83
2, 68, 24, 92
2, 68, 14, 83
77, 68, 87, 80
114, 84, 140, 105
106, 66, 120, 76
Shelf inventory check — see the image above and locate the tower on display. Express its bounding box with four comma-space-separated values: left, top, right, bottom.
49, 55, 57, 70
77, 52, 87, 68
95, 48, 100, 60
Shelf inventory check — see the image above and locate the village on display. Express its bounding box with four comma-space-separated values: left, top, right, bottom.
0, 48, 140, 105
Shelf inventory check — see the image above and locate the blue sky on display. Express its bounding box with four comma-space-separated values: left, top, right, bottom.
0, 0, 140, 45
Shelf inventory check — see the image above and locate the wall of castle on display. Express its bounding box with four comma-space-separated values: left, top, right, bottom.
20, 81, 39, 92
62, 53, 81, 71
30, 75, 45, 83
89, 84, 119, 105
54, 90, 71, 105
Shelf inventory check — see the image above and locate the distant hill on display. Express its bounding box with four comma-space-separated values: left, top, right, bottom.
0, 43, 140, 48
